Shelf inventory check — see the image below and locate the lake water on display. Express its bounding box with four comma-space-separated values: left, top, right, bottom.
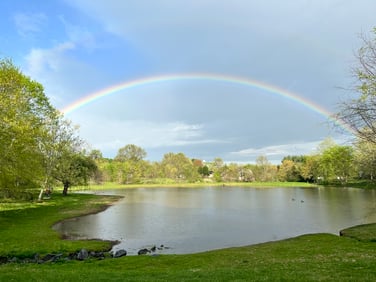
53, 186, 376, 255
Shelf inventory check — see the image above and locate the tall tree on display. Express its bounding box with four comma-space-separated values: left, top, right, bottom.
336, 28, 376, 142
0, 58, 56, 190
319, 144, 354, 184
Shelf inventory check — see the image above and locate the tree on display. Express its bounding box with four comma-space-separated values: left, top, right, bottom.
113, 144, 147, 184
160, 152, 199, 182
54, 152, 97, 195
89, 149, 103, 160
221, 163, 240, 182
336, 28, 376, 143
319, 144, 354, 184
254, 155, 277, 182
278, 159, 300, 182
0, 58, 57, 191
300, 155, 320, 183
353, 138, 376, 180
115, 144, 146, 162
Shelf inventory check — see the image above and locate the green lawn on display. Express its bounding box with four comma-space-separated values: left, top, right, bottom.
0, 191, 375, 281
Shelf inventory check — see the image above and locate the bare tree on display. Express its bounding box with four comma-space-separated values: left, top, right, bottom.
336, 28, 376, 143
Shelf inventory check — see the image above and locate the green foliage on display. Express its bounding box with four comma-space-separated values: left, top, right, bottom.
254, 156, 277, 182
278, 159, 301, 182
0, 58, 98, 196
115, 144, 146, 162
0, 58, 56, 190
353, 138, 376, 180
160, 152, 200, 182
318, 144, 354, 184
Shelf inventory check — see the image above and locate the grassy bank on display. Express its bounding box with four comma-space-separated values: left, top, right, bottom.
69, 181, 317, 191
0, 192, 375, 281
0, 193, 122, 258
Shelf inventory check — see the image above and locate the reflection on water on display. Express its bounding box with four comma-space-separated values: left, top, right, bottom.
53, 186, 376, 255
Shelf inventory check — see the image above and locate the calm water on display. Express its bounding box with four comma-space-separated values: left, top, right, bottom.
53, 186, 376, 255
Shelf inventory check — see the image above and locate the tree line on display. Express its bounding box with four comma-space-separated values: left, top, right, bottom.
86, 137, 372, 186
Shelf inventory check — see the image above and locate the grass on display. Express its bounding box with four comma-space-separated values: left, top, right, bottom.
340, 223, 376, 242
68, 181, 317, 191
0, 193, 122, 258
0, 189, 375, 281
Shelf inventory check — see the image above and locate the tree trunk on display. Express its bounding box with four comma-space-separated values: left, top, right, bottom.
62, 181, 70, 196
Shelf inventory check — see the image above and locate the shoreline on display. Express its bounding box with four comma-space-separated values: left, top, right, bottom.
68, 181, 318, 192
1, 192, 375, 281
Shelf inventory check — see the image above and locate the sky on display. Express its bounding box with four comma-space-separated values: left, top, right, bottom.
1, 0, 375, 163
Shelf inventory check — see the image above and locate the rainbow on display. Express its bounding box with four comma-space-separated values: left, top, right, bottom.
60, 73, 354, 134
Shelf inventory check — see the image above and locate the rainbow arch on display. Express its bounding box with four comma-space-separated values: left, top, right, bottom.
60, 73, 353, 134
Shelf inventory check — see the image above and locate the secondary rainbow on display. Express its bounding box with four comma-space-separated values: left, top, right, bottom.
60, 73, 354, 134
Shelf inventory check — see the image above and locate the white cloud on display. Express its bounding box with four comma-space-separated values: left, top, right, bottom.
58, 15, 97, 51
230, 141, 322, 159
72, 116, 225, 156
24, 42, 77, 105
13, 12, 47, 38
26, 42, 76, 75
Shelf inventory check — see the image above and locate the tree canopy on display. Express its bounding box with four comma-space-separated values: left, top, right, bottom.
0, 58, 95, 197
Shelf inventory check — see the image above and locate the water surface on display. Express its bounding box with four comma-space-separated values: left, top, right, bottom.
53, 186, 376, 255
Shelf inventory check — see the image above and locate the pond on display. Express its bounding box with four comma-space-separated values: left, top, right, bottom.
53, 186, 376, 255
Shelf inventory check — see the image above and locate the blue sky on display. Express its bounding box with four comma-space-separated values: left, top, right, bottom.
1, 0, 375, 163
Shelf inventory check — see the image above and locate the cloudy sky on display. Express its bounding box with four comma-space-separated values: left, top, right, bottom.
1, 1, 375, 163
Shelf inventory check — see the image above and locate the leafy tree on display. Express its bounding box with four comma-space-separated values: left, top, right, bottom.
211, 157, 225, 182
54, 152, 97, 195
254, 155, 277, 182
199, 165, 210, 177
278, 159, 300, 182
115, 144, 146, 162
113, 144, 147, 184
319, 144, 354, 184
89, 149, 103, 160
241, 164, 255, 182
161, 152, 199, 182
212, 157, 224, 170
353, 138, 376, 180
336, 28, 376, 143
221, 163, 240, 182
300, 155, 320, 183
0, 58, 56, 190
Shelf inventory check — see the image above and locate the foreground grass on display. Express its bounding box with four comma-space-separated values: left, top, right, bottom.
0, 192, 375, 281
0, 193, 122, 258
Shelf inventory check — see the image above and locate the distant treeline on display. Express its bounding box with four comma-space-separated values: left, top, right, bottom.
88, 138, 374, 186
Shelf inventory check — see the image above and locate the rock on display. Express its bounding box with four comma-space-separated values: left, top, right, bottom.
40, 253, 62, 263
34, 253, 40, 262
150, 245, 156, 252
10, 257, 18, 263
138, 248, 150, 255
90, 251, 105, 259
77, 249, 89, 260
113, 249, 127, 258
0, 256, 8, 264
